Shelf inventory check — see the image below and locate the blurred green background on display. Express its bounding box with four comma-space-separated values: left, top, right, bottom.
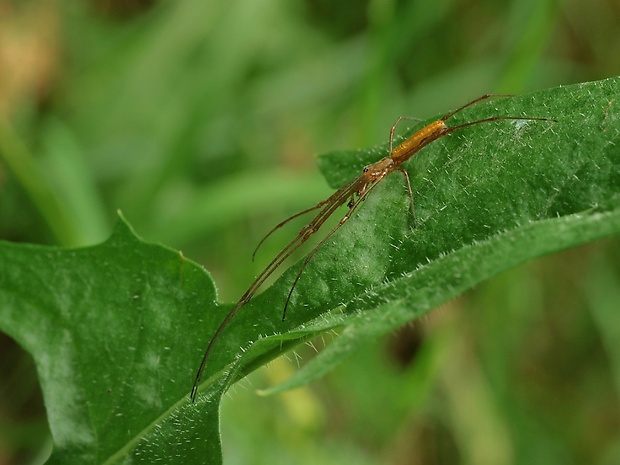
1, 0, 620, 464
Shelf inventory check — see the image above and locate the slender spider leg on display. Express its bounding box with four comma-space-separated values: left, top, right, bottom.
440, 94, 514, 122
252, 202, 326, 261
245, 178, 362, 302
191, 176, 366, 401
397, 168, 415, 227
281, 172, 390, 321
443, 116, 556, 135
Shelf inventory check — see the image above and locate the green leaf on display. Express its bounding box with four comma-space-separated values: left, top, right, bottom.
268, 77, 620, 392
0, 214, 225, 463
1, 77, 619, 463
